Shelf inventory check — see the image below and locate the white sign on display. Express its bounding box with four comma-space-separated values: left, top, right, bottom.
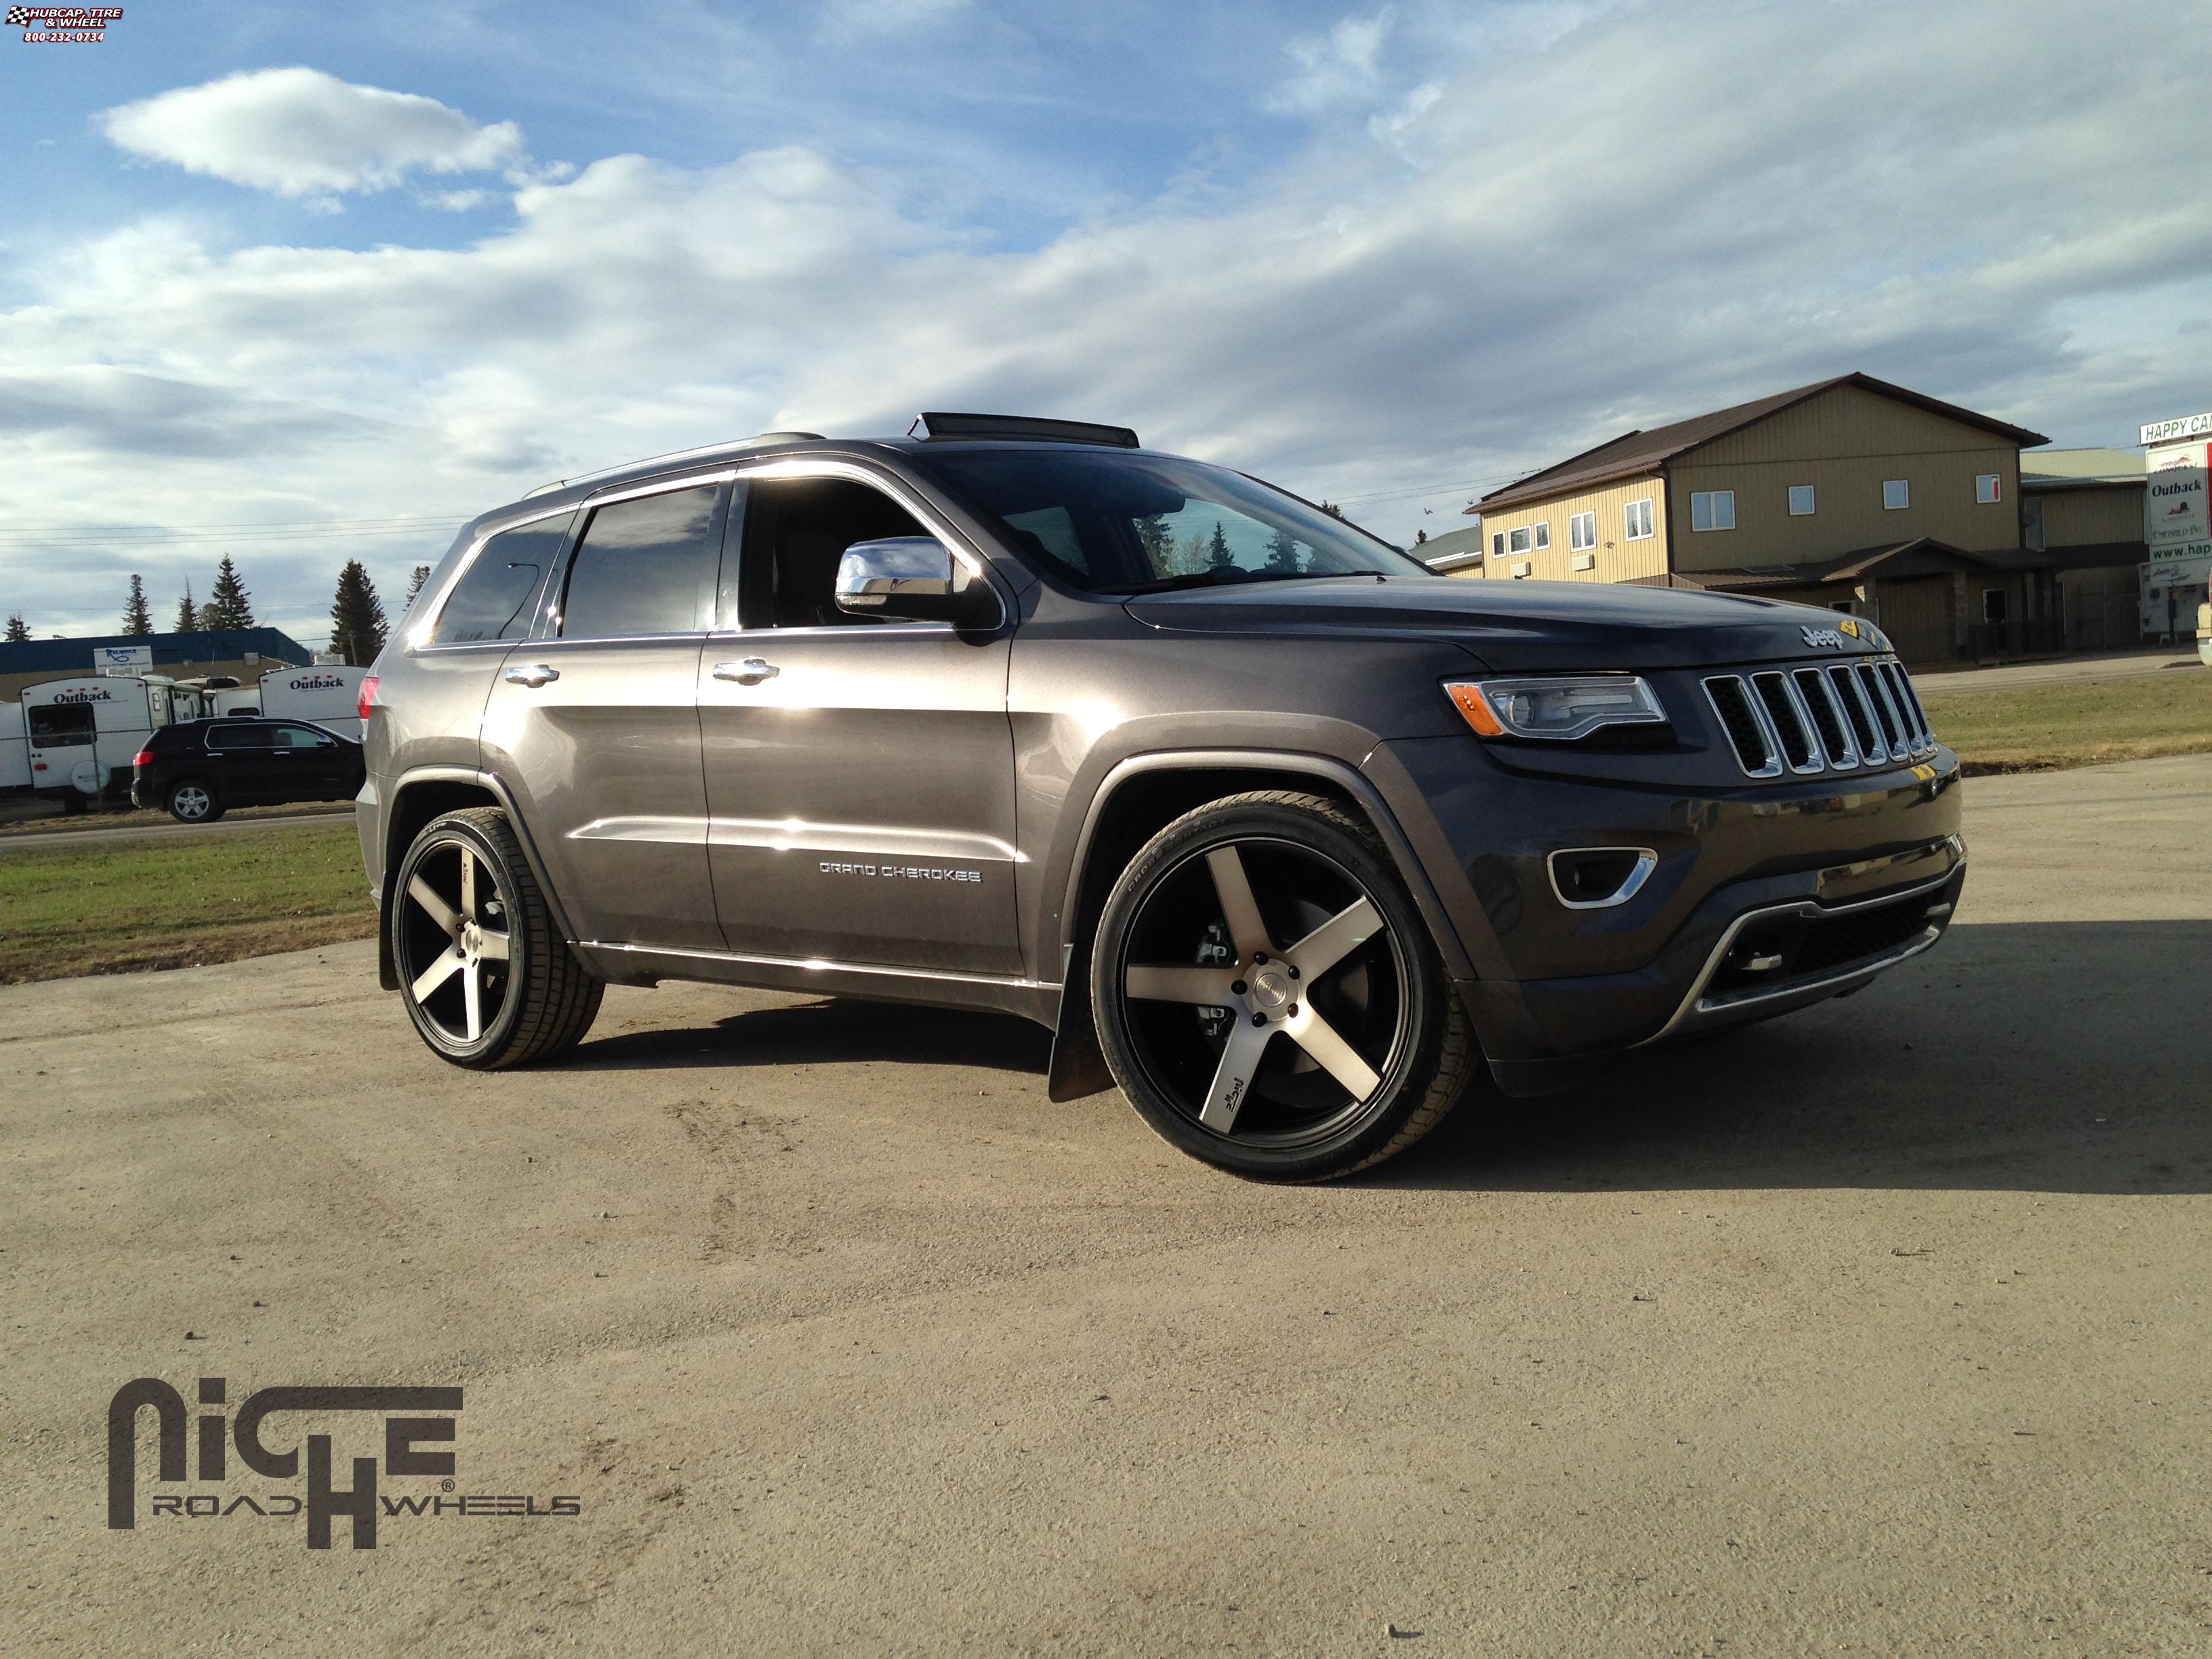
94, 644, 152, 672
2146, 440, 2210, 554
2142, 411, 2212, 446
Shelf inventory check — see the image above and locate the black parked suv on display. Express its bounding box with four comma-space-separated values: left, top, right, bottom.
356, 414, 1963, 1180
135, 719, 365, 823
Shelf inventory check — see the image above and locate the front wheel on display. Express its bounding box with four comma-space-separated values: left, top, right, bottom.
390, 806, 603, 1069
1091, 790, 1478, 1181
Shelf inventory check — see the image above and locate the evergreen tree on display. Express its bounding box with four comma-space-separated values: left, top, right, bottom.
3, 613, 29, 643
1134, 516, 1172, 574
328, 560, 389, 665
173, 582, 197, 633
209, 556, 254, 629
1263, 527, 1303, 574
1317, 499, 1345, 518
403, 564, 432, 611
121, 573, 153, 636
1206, 521, 1235, 571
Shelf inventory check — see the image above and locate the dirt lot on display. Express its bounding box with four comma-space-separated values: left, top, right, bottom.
7, 756, 2209, 1656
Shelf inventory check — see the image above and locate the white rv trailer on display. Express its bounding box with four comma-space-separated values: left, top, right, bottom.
0, 701, 28, 795
258, 664, 369, 739
18, 675, 167, 808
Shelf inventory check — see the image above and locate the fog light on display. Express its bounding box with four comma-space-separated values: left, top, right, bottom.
1547, 846, 1658, 909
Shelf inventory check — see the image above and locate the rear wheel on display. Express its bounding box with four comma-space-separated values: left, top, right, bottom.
1091, 790, 1477, 1181
391, 806, 602, 1069
166, 779, 222, 823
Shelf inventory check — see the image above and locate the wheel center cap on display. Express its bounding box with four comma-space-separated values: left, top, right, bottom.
1250, 968, 1290, 1010
461, 922, 480, 957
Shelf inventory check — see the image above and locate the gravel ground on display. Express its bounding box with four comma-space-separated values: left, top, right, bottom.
5, 756, 2209, 1657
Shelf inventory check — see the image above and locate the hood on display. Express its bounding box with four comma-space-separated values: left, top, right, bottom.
1122, 575, 1891, 672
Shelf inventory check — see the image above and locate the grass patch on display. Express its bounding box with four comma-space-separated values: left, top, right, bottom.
0, 821, 373, 985
0, 800, 353, 838
1924, 670, 2212, 775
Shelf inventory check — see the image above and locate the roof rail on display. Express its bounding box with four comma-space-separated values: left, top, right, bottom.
522, 431, 828, 499
908, 412, 1140, 448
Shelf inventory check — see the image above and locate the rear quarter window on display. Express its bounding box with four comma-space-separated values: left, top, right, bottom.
430, 513, 575, 644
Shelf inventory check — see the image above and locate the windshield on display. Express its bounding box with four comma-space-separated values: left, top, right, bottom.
907, 449, 1427, 593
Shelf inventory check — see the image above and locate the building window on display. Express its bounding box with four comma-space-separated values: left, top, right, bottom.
1975, 473, 2002, 504
1883, 478, 1910, 510
1508, 525, 1532, 555
1490, 531, 1504, 558
1690, 490, 1735, 531
1569, 511, 1596, 552
2022, 495, 2045, 552
1533, 520, 1551, 550
1788, 484, 1816, 516
1624, 497, 1654, 540
1983, 588, 2008, 625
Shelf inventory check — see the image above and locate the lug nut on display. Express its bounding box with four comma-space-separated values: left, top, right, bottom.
1231, 980, 1247, 996
1252, 951, 1268, 964
1251, 1012, 1267, 1027
1286, 1003, 1298, 1017
1287, 966, 1300, 980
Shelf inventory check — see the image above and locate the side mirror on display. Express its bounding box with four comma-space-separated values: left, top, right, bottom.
834, 537, 991, 625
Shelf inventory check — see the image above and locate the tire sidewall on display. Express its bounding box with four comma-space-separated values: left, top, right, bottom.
1092, 798, 1450, 1181
392, 811, 534, 1065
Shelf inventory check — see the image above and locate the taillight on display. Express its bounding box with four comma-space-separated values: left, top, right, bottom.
357, 674, 381, 720
132, 750, 155, 767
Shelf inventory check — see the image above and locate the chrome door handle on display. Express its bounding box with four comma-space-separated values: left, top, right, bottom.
504, 664, 560, 687
713, 658, 779, 684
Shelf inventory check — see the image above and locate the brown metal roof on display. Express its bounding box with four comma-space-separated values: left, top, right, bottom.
1473, 373, 2051, 514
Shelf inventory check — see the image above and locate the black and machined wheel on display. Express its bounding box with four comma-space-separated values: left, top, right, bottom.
166, 778, 222, 823
1091, 790, 1478, 1181
391, 806, 603, 1069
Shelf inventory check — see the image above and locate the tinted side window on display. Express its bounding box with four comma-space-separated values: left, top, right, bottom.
216, 726, 276, 749
431, 513, 573, 644
28, 704, 96, 746
271, 726, 333, 748
562, 487, 723, 638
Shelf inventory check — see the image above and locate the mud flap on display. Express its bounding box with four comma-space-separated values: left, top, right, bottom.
1046, 943, 1115, 1101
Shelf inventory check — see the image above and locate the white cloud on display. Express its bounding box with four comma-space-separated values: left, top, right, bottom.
1265, 7, 1395, 115
7, 1, 2211, 640
99, 68, 524, 198
424, 188, 495, 212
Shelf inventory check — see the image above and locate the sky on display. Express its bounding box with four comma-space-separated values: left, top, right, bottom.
1, 0, 2207, 647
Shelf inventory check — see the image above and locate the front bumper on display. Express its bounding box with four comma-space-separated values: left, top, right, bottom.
1366, 735, 1967, 1087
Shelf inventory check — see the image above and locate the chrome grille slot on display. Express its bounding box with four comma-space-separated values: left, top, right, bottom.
1792, 668, 1858, 769
1853, 662, 1902, 758
1708, 655, 1936, 779
1750, 672, 1822, 773
1828, 664, 1881, 759
1702, 676, 1781, 777
1881, 661, 1933, 754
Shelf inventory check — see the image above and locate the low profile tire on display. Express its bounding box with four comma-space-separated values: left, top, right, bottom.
1091, 790, 1477, 1182
391, 806, 603, 1069
166, 779, 222, 823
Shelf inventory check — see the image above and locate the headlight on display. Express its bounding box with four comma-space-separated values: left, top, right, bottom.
1445, 675, 1667, 741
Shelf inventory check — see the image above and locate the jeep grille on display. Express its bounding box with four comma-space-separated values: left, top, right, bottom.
1702, 657, 1937, 777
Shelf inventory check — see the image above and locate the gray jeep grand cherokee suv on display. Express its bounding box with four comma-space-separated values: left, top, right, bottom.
358, 413, 1963, 1180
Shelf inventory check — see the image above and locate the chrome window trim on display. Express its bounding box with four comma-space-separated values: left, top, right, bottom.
407, 500, 580, 653
1547, 846, 1658, 911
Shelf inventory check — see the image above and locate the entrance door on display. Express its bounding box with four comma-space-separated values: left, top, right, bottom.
478, 478, 728, 951
697, 470, 1023, 975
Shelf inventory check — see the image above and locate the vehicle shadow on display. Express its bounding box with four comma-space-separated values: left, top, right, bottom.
1366, 919, 2212, 1196
561, 995, 1053, 1077
550, 920, 2208, 1196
